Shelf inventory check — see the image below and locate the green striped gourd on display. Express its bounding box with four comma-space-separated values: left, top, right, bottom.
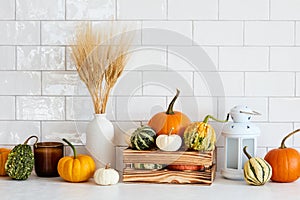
130, 126, 156, 150
243, 146, 272, 186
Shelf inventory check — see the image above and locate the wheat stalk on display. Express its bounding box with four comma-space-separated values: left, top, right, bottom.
71, 22, 133, 114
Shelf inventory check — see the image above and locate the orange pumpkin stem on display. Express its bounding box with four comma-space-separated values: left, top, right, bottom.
243, 146, 252, 160
280, 129, 300, 149
63, 138, 77, 159
166, 89, 180, 115
203, 114, 229, 124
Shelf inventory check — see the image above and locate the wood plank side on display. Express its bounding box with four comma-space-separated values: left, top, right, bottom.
123, 149, 215, 166
123, 165, 216, 185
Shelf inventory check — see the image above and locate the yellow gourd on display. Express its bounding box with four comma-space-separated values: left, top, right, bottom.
184, 115, 228, 151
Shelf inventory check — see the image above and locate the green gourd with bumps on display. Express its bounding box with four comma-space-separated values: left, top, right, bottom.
5, 136, 38, 180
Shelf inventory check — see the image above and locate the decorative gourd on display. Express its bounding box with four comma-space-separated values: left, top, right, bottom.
148, 89, 191, 137
94, 163, 119, 185
130, 126, 156, 150
0, 148, 10, 176
243, 146, 272, 186
156, 128, 182, 151
5, 136, 38, 180
264, 129, 300, 183
184, 115, 228, 151
57, 138, 95, 183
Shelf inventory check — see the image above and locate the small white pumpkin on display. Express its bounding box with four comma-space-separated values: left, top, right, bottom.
94, 163, 119, 186
156, 128, 182, 151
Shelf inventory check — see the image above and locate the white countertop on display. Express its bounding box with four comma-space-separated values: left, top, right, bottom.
0, 174, 299, 200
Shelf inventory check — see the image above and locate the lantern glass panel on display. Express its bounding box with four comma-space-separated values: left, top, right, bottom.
242, 139, 254, 167
226, 138, 238, 169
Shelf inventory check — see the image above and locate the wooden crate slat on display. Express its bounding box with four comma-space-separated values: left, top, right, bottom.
123, 165, 216, 185
122, 148, 216, 185
123, 149, 214, 166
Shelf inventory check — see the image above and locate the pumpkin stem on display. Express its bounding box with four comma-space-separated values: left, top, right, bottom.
280, 129, 300, 149
243, 146, 252, 160
23, 135, 38, 145
168, 127, 174, 136
105, 163, 111, 169
62, 138, 77, 159
203, 114, 229, 124
166, 89, 180, 115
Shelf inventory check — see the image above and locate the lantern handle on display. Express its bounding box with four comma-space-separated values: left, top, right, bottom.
240, 110, 261, 115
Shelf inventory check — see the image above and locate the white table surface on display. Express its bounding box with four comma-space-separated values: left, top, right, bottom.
0, 173, 299, 200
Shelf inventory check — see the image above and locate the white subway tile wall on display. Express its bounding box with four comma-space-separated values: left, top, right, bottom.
16, 0, 65, 20
219, 0, 269, 20
194, 21, 244, 45
17, 46, 65, 70
0, 1, 299, 168
0, 46, 15, 70
66, 0, 115, 20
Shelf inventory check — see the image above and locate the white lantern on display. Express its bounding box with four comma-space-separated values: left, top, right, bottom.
221, 105, 260, 180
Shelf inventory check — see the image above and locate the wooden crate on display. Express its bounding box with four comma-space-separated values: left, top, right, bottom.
123, 149, 216, 185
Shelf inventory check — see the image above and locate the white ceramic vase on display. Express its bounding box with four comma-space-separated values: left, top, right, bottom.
86, 114, 115, 168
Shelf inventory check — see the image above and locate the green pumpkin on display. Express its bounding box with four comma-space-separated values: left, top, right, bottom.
243, 146, 272, 186
130, 126, 156, 150
5, 136, 38, 180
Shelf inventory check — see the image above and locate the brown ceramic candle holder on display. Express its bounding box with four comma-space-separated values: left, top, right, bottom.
34, 142, 64, 177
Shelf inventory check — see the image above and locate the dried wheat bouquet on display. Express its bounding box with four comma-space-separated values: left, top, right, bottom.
71, 22, 133, 114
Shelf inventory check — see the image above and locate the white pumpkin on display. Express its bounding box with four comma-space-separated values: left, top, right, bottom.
156, 128, 182, 151
94, 164, 119, 185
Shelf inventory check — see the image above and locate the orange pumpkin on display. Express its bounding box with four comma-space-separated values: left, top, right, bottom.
264, 129, 300, 183
0, 148, 10, 176
148, 89, 191, 137
57, 139, 95, 182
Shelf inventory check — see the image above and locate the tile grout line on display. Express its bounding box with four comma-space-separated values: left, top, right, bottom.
267, 97, 270, 122
217, 0, 220, 20
268, 0, 271, 20
268, 46, 271, 71
14, 95, 17, 121
243, 21, 245, 46
14, 0, 16, 20
166, 0, 168, 20
115, 0, 118, 20
294, 21, 297, 46
243, 71, 246, 96
65, 0, 67, 20
294, 72, 297, 97
40, 120, 42, 142
0, 19, 300, 22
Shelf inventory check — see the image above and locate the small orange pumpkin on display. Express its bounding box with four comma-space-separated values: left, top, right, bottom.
0, 148, 10, 176
264, 129, 300, 183
57, 139, 95, 182
148, 89, 191, 137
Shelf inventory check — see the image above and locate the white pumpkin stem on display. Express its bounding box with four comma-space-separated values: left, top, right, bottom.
168, 127, 174, 136
105, 163, 111, 169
